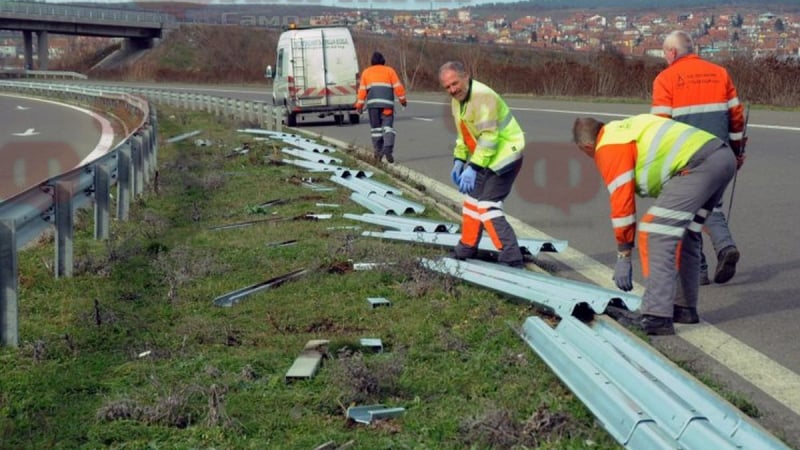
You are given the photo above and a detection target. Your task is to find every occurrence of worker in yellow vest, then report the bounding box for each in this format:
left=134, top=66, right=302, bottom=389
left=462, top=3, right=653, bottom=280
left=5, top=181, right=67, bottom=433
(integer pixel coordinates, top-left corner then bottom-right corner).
left=573, top=114, right=736, bottom=335
left=439, top=61, right=526, bottom=268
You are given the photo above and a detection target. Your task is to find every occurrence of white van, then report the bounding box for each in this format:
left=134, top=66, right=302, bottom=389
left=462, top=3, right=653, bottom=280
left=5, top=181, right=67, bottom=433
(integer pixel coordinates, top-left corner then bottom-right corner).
left=266, top=26, right=360, bottom=127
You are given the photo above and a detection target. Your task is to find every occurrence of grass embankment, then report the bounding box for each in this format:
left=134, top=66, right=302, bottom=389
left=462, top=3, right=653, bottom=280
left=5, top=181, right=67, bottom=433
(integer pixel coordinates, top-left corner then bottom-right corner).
left=0, top=107, right=621, bottom=448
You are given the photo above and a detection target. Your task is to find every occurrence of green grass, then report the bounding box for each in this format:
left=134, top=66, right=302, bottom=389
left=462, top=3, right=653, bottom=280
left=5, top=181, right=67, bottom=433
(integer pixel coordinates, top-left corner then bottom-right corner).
left=0, top=107, right=621, bottom=449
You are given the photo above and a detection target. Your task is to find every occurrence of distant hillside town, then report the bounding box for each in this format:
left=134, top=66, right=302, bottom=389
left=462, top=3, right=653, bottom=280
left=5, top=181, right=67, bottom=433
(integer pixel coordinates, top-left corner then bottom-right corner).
left=0, top=4, right=797, bottom=66
left=301, top=6, right=800, bottom=59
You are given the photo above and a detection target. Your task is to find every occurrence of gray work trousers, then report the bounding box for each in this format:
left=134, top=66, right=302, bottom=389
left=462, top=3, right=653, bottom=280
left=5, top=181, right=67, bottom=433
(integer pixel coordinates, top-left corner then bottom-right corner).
left=453, top=158, right=524, bottom=265
left=368, top=108, right=396, bottom=156
left=699, top=200, right=737, bottom=273
left=640, top=143, right=736, bottom=318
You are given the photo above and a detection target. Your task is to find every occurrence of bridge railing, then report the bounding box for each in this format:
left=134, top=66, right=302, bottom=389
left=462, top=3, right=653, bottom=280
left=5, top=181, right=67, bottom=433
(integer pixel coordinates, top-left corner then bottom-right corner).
left=0, top=1, right=176, bottom=25
left=0, top=80, right=157, bottom=347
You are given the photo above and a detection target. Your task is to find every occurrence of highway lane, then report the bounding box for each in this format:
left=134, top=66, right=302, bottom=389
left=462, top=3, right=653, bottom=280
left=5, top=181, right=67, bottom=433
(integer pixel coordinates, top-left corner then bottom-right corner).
left=0, top=94, right=113, bottom=200
left=41, top=81, right=800, bottom=445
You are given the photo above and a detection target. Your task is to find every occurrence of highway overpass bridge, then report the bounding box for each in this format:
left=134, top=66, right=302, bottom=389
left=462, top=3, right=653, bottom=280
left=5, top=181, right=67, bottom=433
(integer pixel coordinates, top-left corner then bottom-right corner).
left=0, top=1, right=175, bottom=70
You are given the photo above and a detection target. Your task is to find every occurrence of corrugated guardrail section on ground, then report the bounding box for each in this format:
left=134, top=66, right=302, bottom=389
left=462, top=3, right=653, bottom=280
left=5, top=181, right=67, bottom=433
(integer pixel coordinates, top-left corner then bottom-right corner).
left=421, top=257, right=791, bottom=450
left=0, top=81, right=157, bottom=347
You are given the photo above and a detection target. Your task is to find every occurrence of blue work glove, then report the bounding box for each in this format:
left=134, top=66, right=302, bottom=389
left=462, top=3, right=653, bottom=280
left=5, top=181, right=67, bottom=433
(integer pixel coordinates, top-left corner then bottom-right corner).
left=458, top=166, right=477, bottom=194
left=613, top=254, right=633, bottom=292
left=450, top=160, right=465, bottom=185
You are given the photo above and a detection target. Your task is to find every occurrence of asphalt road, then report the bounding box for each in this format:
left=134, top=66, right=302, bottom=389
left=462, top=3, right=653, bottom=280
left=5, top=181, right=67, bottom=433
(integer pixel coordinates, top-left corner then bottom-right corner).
left=15, top=82, right=800, bottom=446
left=0, top=94, right=112, bottom=200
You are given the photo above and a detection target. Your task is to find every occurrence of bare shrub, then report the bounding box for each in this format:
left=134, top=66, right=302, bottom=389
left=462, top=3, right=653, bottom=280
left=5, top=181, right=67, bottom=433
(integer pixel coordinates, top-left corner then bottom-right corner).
left=152, top=245, right=230, bottom=303
left=97, top=384, right=206, bottom=428
left=459, top=403, right=591, bottom=448
left=459, top=408, right=521, bottom=449
left=328, top=349, right=405, bottom=405
left=205, top=384, right=234, bottom=428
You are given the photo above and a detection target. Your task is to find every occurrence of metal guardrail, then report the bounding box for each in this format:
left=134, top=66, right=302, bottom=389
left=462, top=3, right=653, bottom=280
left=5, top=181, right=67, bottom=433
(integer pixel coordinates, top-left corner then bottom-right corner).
left=420, top=256, right=790, bottom=450
left=0, top=80, right=157, bottom=347
left=0, top=79, right=297, bottom=349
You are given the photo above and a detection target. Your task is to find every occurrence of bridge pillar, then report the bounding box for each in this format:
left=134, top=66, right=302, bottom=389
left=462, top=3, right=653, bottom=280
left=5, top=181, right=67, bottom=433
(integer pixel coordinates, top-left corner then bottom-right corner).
left=36, top=31, right=48, bottom=70
left=22, top=30, right=33, bottom=70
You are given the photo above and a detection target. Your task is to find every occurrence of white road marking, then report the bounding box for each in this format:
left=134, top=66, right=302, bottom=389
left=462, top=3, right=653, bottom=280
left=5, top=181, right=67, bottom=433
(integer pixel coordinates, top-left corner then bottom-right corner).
left=413, top=117, right=434, bottom=122
left=677, top=323, right=800, bottom=416
left=16, top=105, right=30, bottom=110
left=410, top=99, right=800, bottom=131
left=12, top=128, right=38, bottom=136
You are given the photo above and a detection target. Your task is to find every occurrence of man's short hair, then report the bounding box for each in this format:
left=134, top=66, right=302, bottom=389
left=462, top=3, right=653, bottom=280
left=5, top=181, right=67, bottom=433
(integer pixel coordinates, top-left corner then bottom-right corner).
left=439, top=61, right=468, bottom=78
left=572, top=117, right=604, bottom=147
left=371, top=51, right=385, bottom=65
left=663, top=30, right=694, bottom=57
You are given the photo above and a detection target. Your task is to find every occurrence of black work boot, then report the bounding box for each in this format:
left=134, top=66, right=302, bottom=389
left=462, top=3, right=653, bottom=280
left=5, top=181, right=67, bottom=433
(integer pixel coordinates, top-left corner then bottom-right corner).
left=699, top=269, right=711, bottom=286
left=673, top=306, right=700, bottom=324
left=385, top=153, right=394, bottom=163
left=714, top=246, right=740, bottom=284
left=618, top=314, right=675, bottom=336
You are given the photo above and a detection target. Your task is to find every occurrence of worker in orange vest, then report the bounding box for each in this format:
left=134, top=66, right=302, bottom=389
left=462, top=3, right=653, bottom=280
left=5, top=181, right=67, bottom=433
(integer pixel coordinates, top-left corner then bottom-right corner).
left=651, top=30, right=747, bottom=285
left=355, top=51, right=407, bottom=163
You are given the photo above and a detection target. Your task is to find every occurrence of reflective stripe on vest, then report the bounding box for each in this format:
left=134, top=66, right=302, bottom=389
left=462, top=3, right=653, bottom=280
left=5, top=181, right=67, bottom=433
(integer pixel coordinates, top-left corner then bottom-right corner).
left=597, top=114, right=716, bottom=197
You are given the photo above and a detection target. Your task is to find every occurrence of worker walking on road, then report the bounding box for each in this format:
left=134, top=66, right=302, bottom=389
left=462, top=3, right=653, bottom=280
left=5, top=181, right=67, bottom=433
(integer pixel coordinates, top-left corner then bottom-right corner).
left=440, top=61, right=526, bottom=268
left=651, top=30, right=747, bottom=285
left=355, top=51, right=407, bottom=163
left=573, top=114, right=736, bottom=335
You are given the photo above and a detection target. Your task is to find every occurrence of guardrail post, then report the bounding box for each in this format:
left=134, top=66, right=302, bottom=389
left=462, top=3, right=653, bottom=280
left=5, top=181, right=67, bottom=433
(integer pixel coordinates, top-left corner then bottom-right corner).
left=117, top=142, right=131, bottom=220
left=94, top=161, right=110, bottom=240
left=141, top=127, right=152, bottom=185
left=131, top=133, right=144, bottom=196
left=54, top=180, right=74, bottom=279
left=1, top=219, right=19, bottom=348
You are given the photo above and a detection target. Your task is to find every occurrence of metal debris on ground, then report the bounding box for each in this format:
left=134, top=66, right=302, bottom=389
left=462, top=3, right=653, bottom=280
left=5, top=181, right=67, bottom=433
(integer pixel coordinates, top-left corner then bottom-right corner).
left=282, top=148, right=342, bottom=164
left=194, top=138, right=213, bottom=147
left=349, top=192, right=425, bottom=215
left=226, top=142, right=251, bottom=157
left=208, top=217, right=285, bottom=231
left=367, top=297, right=391, bottom=308
left=326, top=226, right=361, bottom=230
left=265, top=239, right=298, bottom=248
left=315, top=203, right=341, bottom=208
left=281, top=159, right=373, bottom=178
left=312, top=440, right=355, bottom=450
left=166, top=129, right=202, bottom=143
left=343, top=213, right=458, bottom=233
left=364, top=231, right=567, bottom=257
left=213, top=268, right=309, bottom=307
left=295, top=213, right=333, bottom=220
left=346, top=404, right=406, bottom=424
left=285, top=339, right=329, bottom=382
left=360, top=338, right=383, bottom=352
left=352, top=262, right=394, bottom=271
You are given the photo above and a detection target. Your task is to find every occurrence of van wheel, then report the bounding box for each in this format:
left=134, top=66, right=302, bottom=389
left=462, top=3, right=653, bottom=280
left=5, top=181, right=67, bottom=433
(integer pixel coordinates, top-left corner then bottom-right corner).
left=287, top=112, right=297, bottom=127
left=333, top=114, right=344, bottom=126
left=348, top=113, right=360, bottom=124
